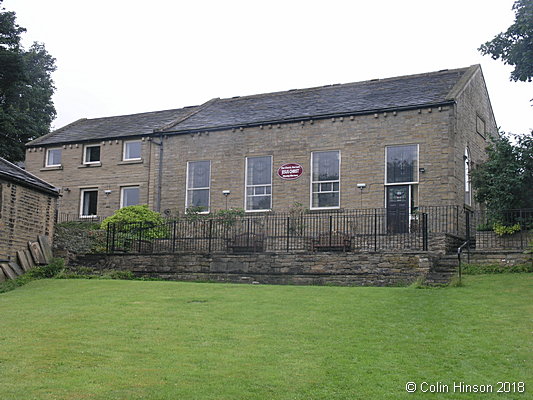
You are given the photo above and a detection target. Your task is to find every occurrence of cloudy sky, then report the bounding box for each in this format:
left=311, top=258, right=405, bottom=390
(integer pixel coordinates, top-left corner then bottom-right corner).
left=5, top=0, right=532, bottom=134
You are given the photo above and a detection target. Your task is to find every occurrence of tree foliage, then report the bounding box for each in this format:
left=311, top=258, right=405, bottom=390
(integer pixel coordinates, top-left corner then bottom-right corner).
left=478, top=0, right=533, bottom=82
left=0, top=0, right=56, bottom=162
left=471, top=132, right=533, bottom=213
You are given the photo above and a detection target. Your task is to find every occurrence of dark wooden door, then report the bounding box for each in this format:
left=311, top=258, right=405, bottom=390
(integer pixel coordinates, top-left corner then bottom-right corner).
left=387, top=185, right=409, bottom=234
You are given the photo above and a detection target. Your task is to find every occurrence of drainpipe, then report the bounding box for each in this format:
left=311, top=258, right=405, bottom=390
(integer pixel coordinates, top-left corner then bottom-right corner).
left=150, top=135, right=164, bottom=212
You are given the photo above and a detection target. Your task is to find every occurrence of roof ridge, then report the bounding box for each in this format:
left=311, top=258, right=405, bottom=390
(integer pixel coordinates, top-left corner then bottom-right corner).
left=156, top=98, right=219, bottom=132
left=215, top=66, right=472, bottom=103
left=81, top=106, right=200, bottom=122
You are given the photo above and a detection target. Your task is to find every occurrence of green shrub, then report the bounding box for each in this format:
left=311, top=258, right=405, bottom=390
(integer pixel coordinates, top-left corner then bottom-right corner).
left=185, top=207, right=245, bottom=225
left=28, top=258, right=65, bottom=278
left=0, top=258, right=66, bottom=294
left=212, top=208, right=245, bottom=226
left=101, top=205, right=165, bottom=229
left=101, top=205, right=168, bottom=239
left=492, top=222, right=521, bottom=236
left=56, top=221, right=101, bottom=230
left=54, top=223, right=106, bottom=254
left=476, top=222, right=493, bottom=231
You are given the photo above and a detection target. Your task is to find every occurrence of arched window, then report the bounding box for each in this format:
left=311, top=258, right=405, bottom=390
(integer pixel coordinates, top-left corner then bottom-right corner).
left=464, top=147, right=471, bottom=206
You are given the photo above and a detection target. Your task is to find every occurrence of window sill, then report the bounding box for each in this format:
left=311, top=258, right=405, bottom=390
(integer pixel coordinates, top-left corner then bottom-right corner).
left=78, top=163, right=102, bottom=168
left=118, top=159, right=143, bottom=165
left=308, top=207, right=342, bottom=213
left=40, top=165, right=63, bottom=171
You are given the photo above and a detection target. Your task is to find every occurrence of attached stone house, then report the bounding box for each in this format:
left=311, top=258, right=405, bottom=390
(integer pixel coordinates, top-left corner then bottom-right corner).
left=0, top=157, right=59, bottom=261
left=25, top=65, right=497, bottom=232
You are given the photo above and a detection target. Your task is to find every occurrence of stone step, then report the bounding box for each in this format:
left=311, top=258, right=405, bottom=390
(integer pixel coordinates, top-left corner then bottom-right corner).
left=432, top=267, right=457, bottom=273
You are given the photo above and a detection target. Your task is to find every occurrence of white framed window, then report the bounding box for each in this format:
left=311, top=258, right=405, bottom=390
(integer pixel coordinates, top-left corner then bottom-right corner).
left=385, top=144, right=419, bottom=185
left=45, top=148, right=62, bottom=167
left=83, top=144, right=101, bottom=164
left=186, top=161, right=211, bottom=212
left=311, top=150, right=340, bottom=209
left=245, top=156, right=272, bottom=212
left=123, top=140, right=142, bottom=161
left=464, top=147, right=472, bottom=206
left=121, top=186, right=140, bottom=208
left=80, top=189, right=98, bottom=217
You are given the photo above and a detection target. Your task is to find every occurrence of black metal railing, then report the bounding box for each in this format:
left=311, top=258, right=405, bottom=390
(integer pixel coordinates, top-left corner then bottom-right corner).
left=467, top=208, right=533, bottom=250
left=105, top=209, right=431, bottom=254
left=55, top=212, right=102, bottom=224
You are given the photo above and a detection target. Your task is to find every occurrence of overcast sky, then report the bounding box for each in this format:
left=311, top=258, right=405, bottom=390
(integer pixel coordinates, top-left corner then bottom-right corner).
left=5, top=0, right=532, bottom=135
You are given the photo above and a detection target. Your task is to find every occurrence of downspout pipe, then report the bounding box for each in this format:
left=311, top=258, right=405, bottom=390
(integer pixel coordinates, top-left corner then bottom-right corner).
left=150, top=135, right=164, bottom=212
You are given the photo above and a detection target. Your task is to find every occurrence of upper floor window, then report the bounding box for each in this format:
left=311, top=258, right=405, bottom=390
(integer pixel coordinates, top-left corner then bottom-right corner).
left=311, top=150, right=340, bottom=209
left=464, top=147, right=472, bottom=206
left=123, top=140, right=142, bottom=161
left=386, top=145, right=418, bottom=184
left=45, top=148, right=62, bottom=167
left=245, top=156, right=272, bottom=211
left=121, top=186, right=140, bottom=208
left=186, top=161, right=210, bottom=212
left=83, top=145, right=101, bottom=164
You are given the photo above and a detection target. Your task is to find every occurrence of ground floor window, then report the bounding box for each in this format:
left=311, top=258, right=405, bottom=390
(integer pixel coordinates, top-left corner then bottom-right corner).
left=121, top=186, right=140, bottom=208
left=311, top=150, right=340, bottom=209
left=245, top=156, right=272, bottom=211
left=186, top=161, right=211, bottom=212
left=80, top=189, right=98, bottom=217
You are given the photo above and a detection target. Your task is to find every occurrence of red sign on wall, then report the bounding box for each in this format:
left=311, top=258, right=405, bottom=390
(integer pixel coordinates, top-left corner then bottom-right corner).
left=277, top=163, right=303, bottom=180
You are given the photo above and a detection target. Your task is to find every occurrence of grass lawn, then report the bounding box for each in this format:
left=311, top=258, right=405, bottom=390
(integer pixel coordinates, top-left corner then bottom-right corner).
left=0, top=275, right=531, bottom=399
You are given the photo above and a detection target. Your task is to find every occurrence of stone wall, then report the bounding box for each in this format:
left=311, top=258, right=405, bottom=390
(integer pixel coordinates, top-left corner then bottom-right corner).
left=428, top=233, right=464, bottom=254
left=466, top=251, right=529, bottom=266
left=26, top=105, right=459, bottom=217
left=0, top=178, right=57, bottom=260
left=159, top=107, right=455, bottom=214
left=452, top=67, right=498, bottom=212
left=71, top=251, right=435, bottom=286
left=25, top=138, right=152, bottom=218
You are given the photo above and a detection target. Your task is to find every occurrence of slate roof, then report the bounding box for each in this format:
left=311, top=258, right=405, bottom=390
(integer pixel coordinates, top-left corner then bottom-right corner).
left=28, top=106, right=201, bottom=146
left=164, top=66, right=472, bottom=133
left=0, top=157, right=60, bottom=196
left=27, top=65, right=477, bottom=146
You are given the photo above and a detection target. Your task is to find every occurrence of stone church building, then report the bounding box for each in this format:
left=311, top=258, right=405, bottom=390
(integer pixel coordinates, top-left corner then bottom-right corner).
left=25, top=64, right=497, bottom=233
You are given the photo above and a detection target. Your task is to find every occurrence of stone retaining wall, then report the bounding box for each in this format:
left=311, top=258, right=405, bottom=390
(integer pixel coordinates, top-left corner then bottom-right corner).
left=71, top=251, right=435, bottom=286
left=467, top=250, right=529, bottom=266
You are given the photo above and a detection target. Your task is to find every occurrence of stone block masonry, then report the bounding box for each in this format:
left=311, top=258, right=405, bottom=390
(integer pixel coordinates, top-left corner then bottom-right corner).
left=0, top=178, right=57, bottom=260
left=71, top=251, right=436, bottom=286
